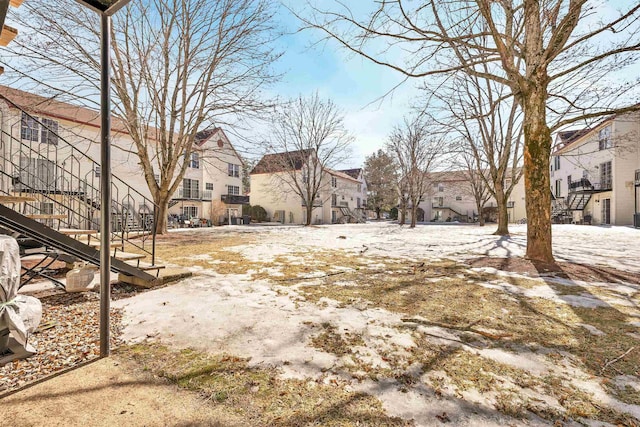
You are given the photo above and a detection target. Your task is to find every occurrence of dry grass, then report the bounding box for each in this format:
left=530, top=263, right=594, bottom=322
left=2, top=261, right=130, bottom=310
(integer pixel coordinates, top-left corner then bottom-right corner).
left=120, top=344, right=411, bottom=427
left=143, top=232, right=640, bottom=422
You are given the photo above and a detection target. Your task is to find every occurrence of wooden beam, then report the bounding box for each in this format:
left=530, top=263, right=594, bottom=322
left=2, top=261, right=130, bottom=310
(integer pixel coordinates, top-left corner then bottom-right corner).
left=0, top=24, right=17, bottom=46
left=9, top=0, right=23, bottom=7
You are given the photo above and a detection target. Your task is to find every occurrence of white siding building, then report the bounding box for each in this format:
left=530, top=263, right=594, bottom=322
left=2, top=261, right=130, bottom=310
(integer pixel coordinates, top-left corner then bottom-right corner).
left=551, top=112, right=640, bottom=226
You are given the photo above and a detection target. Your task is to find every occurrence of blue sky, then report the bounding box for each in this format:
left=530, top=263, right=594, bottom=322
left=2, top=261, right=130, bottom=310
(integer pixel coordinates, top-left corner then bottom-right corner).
left=259, top=3, right=417, bottom=168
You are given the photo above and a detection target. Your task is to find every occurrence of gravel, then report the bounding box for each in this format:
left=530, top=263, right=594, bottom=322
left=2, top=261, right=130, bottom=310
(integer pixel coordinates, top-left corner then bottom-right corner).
left=0, top=284, right=143, bottom=394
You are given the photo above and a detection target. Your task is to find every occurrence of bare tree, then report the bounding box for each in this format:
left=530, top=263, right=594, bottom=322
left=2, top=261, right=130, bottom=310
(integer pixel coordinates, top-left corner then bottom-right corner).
left=297, top=1, right=640, bottom=262
left=387, top=115, right=441, bottom=228
left=4, top=0, right=280, bottom=233
left=433, top=71, right=524, bottom=235
left=453, top=148, right=492, bottom=227
left=260, top=93, right=353, bottom=226
left=363, top=149, right=397, bottom=219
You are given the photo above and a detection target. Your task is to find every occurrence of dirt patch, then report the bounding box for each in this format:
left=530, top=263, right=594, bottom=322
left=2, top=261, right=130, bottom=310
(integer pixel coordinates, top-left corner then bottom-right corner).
left=468, top=256, right=640, bottom=285
left=121, top=344, right=412, bottom=427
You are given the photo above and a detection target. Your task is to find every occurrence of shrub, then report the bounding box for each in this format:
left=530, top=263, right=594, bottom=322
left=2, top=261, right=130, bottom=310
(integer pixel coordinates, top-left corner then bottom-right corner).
left=250, top=205, right=268, bottom=222
left=390, top=207, right=398, bottom=220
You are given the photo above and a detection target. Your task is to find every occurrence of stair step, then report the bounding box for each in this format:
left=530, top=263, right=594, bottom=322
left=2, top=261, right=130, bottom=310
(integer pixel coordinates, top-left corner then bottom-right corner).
left=0, top=195, right=36, bottom=204
left=26, top=214, right=67, bottom=220
left=58, top=229, right=98, bottom=236
left=126, top=262, right=165, bottom=271
left=88, top=241, right=124, bottom=249
left=114, top=252, right=146, bottom=261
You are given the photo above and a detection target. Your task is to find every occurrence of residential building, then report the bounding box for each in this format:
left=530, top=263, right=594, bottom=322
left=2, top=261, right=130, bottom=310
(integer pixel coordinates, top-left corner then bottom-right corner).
left=249, top=150, right=366, bottom=224
left=169, top=128, right=248, bottom=224
left=0, top=85, right=246, bottom=227
left=414, top=170, right=526, bottom=223
left=550, top=111, right=640, bottom=226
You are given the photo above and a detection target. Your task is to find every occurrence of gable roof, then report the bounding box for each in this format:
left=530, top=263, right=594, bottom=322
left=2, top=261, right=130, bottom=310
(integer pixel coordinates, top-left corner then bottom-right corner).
left=328, top=168, right=360, bottom=183
left=193, top=126, right=245, bottom=166
left=339, top=168, right=362, bottom=180
left=0, top=85, right=133, bottom=135
left=251, top=149, right=314, bottom=174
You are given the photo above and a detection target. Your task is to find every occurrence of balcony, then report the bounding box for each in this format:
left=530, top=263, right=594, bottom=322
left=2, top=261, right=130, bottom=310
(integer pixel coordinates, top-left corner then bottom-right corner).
left=176, top=187, right=201, bottom=199
left=221, top=194, right=250, bottom=205
left=302, top=198, right=323, bottom=207
left=432, top=202, right=444, bottom=208
left=569, top=178, right=611, bottom=192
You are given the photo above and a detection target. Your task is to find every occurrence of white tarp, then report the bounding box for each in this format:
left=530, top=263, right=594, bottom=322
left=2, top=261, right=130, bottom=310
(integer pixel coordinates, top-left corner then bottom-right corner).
left=0, top=235, right=42, bottom=354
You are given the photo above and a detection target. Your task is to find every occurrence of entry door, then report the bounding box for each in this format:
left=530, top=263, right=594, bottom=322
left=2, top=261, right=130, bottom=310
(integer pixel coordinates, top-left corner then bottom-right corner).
left=601, top=198, right=611, bottom=224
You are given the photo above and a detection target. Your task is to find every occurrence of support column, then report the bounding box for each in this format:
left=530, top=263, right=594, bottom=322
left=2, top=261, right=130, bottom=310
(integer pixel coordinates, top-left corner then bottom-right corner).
left=99, top=13, right=112, bottom=357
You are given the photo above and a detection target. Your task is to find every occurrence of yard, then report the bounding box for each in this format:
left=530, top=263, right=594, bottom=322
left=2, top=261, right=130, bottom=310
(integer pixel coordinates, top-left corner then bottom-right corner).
left=5, top=222, right=640, bottom=426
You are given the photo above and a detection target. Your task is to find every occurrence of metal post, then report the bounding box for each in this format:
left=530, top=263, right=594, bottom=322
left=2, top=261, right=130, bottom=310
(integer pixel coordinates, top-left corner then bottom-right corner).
left=99, top=13, right=112, bottom=358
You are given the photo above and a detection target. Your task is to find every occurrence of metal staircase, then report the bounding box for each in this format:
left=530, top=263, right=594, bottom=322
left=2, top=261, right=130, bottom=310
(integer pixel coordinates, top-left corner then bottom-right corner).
left=0, top=95, right=162, bottom=287
left=567, top=193, right=591, bottom=211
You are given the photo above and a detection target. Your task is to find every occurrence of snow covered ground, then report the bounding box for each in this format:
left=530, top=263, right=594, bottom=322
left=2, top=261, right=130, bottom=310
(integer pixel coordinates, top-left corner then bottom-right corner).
left=114, top=222, right=640, bottom=426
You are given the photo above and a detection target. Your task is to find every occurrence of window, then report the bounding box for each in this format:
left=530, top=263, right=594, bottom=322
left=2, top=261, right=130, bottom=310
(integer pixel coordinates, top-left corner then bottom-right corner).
left=154, top=173, right=160, bottom=184
left=600, top=161, right=612, bottom=189
left=40, top=202, right=54, bottom=215
left=434, top=197, right=443, bottom=207
left=331, top=194, right=337, bottom=206
left=205, top=182, right=214, bottom=191
left=455, top=195, right=462, bottom=201
left=553, top=156, right=560, bottom=170
left=95, top=165, right=101, bottom=178
left=189, top=152, right=200, bottom=169
left=357, top=183, right=362, bottom=192
left=19, top=157, right=56, bottom=191
left=438, top=183, right=444, bottom=192
left=41, top=118, right=59, bottom=145
left=357, top=197, right=361, bottom=208
left=331, top=176, right=337, bottom=188
left=21, top=112, right=39, bottom=142
left=599, top=125, right=612, bottom=150
left=228, top=163, right=240, bottom=177
left=567, top=175, right=571, bottom=192
left=20, top=113, right=59, bottom=145
left=182, top=178, right=200, bottom=199
left=181, top=206, right=198, bottom=218
left=555, top=179, right=562, bottom=198
left=228, top=185, right=240, bottom=195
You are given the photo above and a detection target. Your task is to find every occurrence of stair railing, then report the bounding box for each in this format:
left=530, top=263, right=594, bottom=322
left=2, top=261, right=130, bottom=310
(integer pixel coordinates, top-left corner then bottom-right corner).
left=0, top=95, right=157, bottom=259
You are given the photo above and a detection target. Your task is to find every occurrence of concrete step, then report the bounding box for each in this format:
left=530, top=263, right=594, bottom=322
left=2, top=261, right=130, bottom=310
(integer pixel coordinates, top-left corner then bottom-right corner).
left=113, top=252, right=146, bottom=261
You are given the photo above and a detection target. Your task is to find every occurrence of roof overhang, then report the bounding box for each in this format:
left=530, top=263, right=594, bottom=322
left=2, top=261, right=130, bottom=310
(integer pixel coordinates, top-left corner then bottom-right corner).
left=73, top=0, right=131, bottom=16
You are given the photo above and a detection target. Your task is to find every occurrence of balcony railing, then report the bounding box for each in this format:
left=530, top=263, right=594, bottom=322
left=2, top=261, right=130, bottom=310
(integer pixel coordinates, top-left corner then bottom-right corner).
left=432, top=202, right=444, bottom=208
left=302, top=198, right=323, bottom=207
left=221, top=194, right=250, bottom=205
left=569, top=178, right=612, bottom=192
left=176, top=187, right=201, bottom=199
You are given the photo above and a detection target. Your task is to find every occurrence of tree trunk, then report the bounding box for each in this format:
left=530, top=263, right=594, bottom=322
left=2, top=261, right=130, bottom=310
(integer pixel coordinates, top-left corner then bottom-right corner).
left=154, top=194, right=170, bottom=235
left=494, top=187, right=509, bottom=236
left=477, top=202, right=485, bottom=226
left=399, top=204, right=406, bottom=225
left=376, top=207, right=381, bottom=219
left=410, top=205, right=417, bottom=228
left=305, top=204, right=313, bottom=226
left=522, top=84, right=554, bottom=263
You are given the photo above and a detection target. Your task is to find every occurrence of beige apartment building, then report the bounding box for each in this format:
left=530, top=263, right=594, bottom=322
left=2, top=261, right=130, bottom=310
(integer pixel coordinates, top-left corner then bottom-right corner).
left=249, top=150, right=367, bottom=225
left=0, top=85, right=246, bottom=227
left=550, top=111, right=640, bottom=226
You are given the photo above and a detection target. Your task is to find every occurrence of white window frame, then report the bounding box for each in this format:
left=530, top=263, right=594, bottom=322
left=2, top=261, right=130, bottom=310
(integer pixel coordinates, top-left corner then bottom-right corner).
left=228, top=163, right=240, bottom=177
left=598, top=125, right=612, bottom=150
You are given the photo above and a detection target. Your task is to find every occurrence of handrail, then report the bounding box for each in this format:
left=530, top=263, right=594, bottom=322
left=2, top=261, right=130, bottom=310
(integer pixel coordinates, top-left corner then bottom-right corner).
left=0, top=96, right=157, bottom=258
